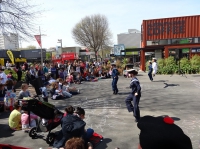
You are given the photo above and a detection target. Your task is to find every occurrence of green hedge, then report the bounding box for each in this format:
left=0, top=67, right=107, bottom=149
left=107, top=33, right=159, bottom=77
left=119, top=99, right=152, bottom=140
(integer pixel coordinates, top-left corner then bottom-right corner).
left=146, top=55, right=200, bottom=74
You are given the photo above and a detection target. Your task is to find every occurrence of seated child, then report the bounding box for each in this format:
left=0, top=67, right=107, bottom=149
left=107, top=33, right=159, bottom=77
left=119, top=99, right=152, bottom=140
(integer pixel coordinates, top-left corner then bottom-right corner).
left=63, top=105, right=75, bottom=117
left=86, top=73, right=98, bottom=82
left=18, top=84, right=31, bottom=99
left=21, top=107, right=38, bottom=130
left=8, top=101, right=22, bottom=130
left=4, top=80, right=16, bottom=111
left=66, top=73, right=74, bottom=85
left=40, top=82, right=50, bottom=102
left=58, top=78, right=72, bottom=98
left=75, top=73, right=82, bottom=84
left=64, top=81, right=80, bottom=95
left=0, top=84, right=6, bottom=112
left=50, top=82, right=64, bottom=100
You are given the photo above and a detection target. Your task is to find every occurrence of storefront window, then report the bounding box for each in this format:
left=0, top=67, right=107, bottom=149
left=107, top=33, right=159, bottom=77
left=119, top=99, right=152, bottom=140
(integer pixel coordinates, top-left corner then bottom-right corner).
left=147, top=37, right=200, bottom=46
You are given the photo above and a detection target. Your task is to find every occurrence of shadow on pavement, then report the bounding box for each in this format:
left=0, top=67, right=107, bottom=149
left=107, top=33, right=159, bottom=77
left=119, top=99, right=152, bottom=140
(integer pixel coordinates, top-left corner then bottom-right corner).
left=95, top=138, right=112, bottom=149
left=0, top=124, right=15, bottom=138
left=163, top=83, right=180, bottom=88
left=191, top=75, right=200, bottom=77
left=153, top=80, right=168, bottom=82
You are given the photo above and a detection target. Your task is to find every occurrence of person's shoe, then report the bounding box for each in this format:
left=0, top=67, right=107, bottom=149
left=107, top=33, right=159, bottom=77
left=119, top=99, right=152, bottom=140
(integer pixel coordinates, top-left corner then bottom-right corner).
left=113, top=91, right=116, bottom=94
left=135, top=119, right=138, bottom=123
left=116, top=91, right=118, bottom=94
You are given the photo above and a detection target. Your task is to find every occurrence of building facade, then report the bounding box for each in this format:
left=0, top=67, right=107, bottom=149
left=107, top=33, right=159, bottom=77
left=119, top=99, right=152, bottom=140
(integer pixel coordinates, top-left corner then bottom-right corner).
left=0, top=33, right=19, bottom=50
left=117, top=29, right=141, bottom=48
left=140, top=15, right=200, bottom=71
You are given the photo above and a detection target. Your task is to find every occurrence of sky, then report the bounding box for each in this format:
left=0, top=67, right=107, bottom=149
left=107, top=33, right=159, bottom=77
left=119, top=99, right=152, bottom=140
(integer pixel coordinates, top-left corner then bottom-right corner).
left=22, top=0, right=200, bottom=49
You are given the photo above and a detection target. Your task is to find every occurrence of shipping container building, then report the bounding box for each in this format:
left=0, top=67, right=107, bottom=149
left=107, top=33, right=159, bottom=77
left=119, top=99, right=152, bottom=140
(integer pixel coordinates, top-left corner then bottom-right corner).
left=139, top=15, right=200, bottom=71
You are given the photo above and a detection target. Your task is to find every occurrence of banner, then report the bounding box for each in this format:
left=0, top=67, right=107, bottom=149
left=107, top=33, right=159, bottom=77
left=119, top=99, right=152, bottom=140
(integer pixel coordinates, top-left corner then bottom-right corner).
left=114, top=44, right=125, bottom=56
left=7, top=50, right=15, bottom=64
left=34, top=35, right=42, bottom=47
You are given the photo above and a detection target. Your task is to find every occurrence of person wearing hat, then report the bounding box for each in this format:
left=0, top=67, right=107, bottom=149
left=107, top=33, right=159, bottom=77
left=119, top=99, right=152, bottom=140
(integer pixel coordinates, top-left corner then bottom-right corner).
left=137, top=116, right=192, bottom=149
left=148, top=61, right=153, bottom=81
left=111, top=63, right=119, bottom=94
left=125, top=69, right=141, bottom=122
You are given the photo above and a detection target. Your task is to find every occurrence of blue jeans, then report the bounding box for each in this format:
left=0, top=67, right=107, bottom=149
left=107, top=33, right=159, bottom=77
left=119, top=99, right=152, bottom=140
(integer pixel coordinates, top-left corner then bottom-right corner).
left=112, top=78, right=118, bottom=92
left=148, top=71, right=153, bottom=81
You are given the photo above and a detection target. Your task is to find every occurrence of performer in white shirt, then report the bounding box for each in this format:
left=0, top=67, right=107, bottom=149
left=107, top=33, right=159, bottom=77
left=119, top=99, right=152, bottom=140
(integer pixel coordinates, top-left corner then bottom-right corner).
left=152, top=58, right=158, bottom=77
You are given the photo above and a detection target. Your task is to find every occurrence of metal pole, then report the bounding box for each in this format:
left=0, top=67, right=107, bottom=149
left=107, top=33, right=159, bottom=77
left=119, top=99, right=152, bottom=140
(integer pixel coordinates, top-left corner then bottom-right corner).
left=61, top=39, right=62, bottom=53
left=39, top=26, right=43, bottom=65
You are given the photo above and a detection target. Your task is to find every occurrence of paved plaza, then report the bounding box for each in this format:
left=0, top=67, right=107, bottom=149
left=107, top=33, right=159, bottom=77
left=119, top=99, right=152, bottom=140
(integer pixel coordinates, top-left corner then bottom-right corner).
left=0, top=72, right=200, bottom=149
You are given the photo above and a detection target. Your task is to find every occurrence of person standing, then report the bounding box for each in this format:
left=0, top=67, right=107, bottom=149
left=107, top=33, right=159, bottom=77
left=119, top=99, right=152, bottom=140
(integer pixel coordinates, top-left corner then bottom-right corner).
left=0, top=68, right=7, bottom=85
left=111, top=64, right=119, bottom=94
left=148, top=61, right=153, bottom=81
left=125, top=69, right=141, bottom=122
left=152, top=58, right=158, bottom=77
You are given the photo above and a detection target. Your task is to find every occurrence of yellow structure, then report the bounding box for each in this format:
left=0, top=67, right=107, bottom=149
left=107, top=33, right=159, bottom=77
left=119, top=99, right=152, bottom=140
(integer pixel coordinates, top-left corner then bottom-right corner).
left=6, top=50, right=15, bottom=64
left=0, top=58, right=4, bottom=66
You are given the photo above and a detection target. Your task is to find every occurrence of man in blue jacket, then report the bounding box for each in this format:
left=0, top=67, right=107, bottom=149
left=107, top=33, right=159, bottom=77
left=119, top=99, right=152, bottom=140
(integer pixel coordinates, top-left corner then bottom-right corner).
left=111, top=63, right=119, bottom=94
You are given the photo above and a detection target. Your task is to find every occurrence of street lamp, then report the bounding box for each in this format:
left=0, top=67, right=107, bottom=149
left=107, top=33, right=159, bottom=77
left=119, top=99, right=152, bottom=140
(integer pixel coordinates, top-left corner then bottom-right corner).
left=58, top=39, right=62, bottom=54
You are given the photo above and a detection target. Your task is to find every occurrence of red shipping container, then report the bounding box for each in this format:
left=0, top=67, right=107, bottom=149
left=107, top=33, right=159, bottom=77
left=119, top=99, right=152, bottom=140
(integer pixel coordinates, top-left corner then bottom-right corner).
left=142, top=15, right=200, bottom=41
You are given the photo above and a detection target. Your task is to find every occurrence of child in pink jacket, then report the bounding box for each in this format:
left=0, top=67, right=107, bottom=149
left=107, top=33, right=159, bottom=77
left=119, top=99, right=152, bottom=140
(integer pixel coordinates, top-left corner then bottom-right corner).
left=21, top=107, right=38, bottom=130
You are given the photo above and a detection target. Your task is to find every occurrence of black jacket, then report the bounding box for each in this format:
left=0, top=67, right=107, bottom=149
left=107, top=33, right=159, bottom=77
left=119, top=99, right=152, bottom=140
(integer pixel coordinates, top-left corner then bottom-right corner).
left=53, top=114, right=86, bottom=148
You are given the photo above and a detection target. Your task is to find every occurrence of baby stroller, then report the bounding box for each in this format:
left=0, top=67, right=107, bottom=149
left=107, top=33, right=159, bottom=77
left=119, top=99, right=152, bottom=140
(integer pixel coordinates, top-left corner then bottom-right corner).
left=19, top=98, right=63, bottom=145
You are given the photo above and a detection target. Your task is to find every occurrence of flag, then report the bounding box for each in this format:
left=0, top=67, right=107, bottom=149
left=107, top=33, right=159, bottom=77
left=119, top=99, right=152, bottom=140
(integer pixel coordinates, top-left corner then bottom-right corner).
left=34, top=35, right=42, bottom=47
left=7, top=50, right=15, bottom=64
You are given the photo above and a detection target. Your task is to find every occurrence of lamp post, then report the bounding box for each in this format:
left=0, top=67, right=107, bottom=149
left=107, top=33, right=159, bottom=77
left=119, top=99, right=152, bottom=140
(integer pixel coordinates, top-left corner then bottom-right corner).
left=58, top=39, right=62, bottom=54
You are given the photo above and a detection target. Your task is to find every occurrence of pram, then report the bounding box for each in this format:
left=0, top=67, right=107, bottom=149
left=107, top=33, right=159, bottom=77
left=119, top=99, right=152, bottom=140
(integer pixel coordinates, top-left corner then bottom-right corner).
left=19, top=98, right=63, bottom=145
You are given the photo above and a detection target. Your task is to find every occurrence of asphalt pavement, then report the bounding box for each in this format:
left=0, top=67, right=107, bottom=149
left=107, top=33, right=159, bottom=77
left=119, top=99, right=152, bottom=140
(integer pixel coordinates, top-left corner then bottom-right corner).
left=0, top=72, right=200, bottom=149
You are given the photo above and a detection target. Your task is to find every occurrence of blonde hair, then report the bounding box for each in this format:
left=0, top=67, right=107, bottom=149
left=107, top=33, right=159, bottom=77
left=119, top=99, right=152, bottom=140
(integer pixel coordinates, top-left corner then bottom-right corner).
left=21, top=84, right=28, bottom=89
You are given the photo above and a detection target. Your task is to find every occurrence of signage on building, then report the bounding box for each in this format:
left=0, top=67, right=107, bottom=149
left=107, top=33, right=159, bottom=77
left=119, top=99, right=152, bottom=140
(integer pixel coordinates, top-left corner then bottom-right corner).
left=114, top=44, right=125, bottom=56
left=147, top=20, right=185, bottom=36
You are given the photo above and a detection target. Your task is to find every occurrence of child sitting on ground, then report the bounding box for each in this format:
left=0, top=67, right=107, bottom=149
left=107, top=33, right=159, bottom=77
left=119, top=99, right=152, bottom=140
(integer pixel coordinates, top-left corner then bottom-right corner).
left=40, top=82, right=50, bottom=102
left=21, top=107, right=38, bottom=130
left=64, top=81, right=80, bottom=95
left=58, top=78, right=72, bottom=98
left=63, top=105, right=75, bottom=117
left=50, top=82, right=64, bottom=100
left=66, top=73, right=74, bottom=85
left=18, top=84, right=31, bottom=99
left=8, top=101, right=22, bottom=130
left=4, top=80, right=16, bottom=111
left=86, top=73, right=98, bottom=82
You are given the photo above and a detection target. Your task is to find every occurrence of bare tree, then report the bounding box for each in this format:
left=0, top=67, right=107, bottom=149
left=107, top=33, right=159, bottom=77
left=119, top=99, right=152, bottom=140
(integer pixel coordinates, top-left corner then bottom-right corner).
left=0, top=0, right=42, bottom=40
left=72, top=14, right=112, bottom=61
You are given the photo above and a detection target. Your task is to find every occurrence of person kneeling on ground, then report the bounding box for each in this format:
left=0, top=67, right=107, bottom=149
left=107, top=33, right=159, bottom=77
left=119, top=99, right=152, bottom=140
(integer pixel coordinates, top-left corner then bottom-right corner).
left=8, top=101, right=22, bottom=130
left=137, top=116, right=192, bottom=149
left=53, top=107, right=93, bottom=149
